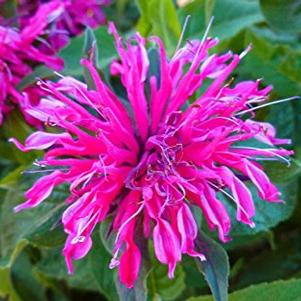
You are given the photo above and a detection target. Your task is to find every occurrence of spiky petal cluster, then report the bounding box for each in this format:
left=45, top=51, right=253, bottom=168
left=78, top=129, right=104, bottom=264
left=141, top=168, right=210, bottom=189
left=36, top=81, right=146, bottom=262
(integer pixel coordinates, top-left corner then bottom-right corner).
left=17, top=0, right=110, bottom=50
left=10, top=23, right=292, bottom=288
left=0, top=2, right=63, bottom=125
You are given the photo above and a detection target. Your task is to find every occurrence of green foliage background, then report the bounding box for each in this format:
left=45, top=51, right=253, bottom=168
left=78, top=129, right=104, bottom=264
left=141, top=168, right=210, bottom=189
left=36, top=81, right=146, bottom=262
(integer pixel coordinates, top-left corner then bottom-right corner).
left=1, top=0, right=301, bottom=300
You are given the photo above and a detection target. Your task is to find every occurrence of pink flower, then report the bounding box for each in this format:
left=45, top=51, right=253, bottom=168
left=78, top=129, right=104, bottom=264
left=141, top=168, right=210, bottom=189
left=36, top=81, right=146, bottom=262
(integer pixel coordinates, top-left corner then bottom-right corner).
left=0, top=5, right=63, bottom=125
left=10, top=23, right=293, bottom=288
left=17, top=0, right=110, bottom=50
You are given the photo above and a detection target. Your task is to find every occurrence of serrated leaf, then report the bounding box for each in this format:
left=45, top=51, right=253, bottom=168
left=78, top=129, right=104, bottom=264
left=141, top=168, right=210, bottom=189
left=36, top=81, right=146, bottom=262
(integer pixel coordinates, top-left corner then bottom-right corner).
left=188, top=278, right=301, bottom=301
left=195, top=231, right=229, bottom=301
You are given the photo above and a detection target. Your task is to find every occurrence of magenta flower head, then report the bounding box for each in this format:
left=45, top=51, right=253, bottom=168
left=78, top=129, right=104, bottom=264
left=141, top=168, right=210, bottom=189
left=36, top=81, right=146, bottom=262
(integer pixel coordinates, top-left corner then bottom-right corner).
left=17, top=0, right=110, bottom=50
left=10, top=23, right=293, bottom=288
left=0, top=4, right=63, bottom=125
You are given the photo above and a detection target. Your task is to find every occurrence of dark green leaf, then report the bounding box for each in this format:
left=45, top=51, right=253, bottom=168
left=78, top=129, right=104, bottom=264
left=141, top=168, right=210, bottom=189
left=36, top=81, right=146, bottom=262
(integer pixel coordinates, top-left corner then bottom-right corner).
left=146, top=261, right=186, bottom=301
left=260, top=0, right=301, bottom=33
left=263, top=159, right=301, bottom=183
left=0, top=0, right=17, bottom=21
left=36, top=247, right=99, bottom=292
left=0, top=185, right=67, bottom=257
left=195, top=231, right=229, bottom=301
left=0, top=239, right=28, bottom=301
left=83, top=27, right=99, bottom=89
left=188, top=278, right=301, bottom=301
left=17, top=66, right=55, bottom=91
left=231, top=231, right=301, bottom=289
left=2, top=111, right=41, bottom=164
left=221, top=181, right=298, bottom=237
left=12, top=251, right=47, bottom=301
left=239, top=29, right=301, bottom=97
left=116, top=273, right=148, bottom=301
left=89, top=238, right=119, bottom=301
left=59, top=26, right=116, bottom=77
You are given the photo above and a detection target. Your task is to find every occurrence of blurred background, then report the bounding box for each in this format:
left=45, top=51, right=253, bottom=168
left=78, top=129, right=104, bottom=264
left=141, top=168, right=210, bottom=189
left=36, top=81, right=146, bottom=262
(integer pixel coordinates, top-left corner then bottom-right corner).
left=0, top=0, right=301, bottom=300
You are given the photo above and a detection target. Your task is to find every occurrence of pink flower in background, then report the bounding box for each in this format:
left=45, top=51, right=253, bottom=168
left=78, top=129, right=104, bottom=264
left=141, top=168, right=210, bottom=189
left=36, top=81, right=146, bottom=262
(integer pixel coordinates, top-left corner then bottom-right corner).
left=0, top=6, right=63, bottom=125
left=17, top=0, right=110, bottom=50
left=0, top=0, right=109, bottom=125
left=10, top=23, right=292, bottom=288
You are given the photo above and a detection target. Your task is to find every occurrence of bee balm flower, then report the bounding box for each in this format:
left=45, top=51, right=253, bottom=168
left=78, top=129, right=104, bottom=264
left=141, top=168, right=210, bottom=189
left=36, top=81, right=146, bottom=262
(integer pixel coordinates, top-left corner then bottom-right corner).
left=10, top=23, right=293, bottom=288
left=0, top=2, right=63, bottom=125
left=17, top=0, right=110, bottom=51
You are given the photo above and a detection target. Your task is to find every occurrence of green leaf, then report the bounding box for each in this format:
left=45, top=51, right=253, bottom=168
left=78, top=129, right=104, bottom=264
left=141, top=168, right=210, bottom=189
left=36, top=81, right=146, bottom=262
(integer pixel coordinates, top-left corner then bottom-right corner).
left=135, top=0, right=152, bottom=36
left=89, top=238, right=119, bottom=301
left=100, top=219, right=151, bottom=301
left=211, top=0, right=263, bottom=40
left=116, top=273, right=148, bottom=301
left=0, top=166, right=26, bottom=189
left=83, top=27, right=99, bottom=66
left=11, top=251, right=48, bottom=301
left=0, top=239, right=28, bottom=301
left=1, top=0, right=17, bottom=20
left=230, top=231, right=301, bottom=289
left=229, top=28, right=301, bottom=147
left=0, top=185, right=67, bottom=257
left=146, top=262, right=186, bottom=301
left=17, top=66, right=55, bottom=91
left=238, top=29, right=301, bottom=97
left=263, top=158, right=301, bottom=183
left=83, top=27, right=99, bottom=89
left=177, top=0, right=208, bottom=39
left=260, top=0, right=301, bottom=33
left=2, top=111, right=40, bottom=164
left=178, top=0, right=263, bottom=41
left=36, top=247, right=99, bottom=292
left=188, top=278, right=301, bottom=301
left=221, top=180, right=298, bottom=237
left=59, top=26, right=116, bottom=77
left=148, top=0, right=181, bottom=52
left=136, top=0, right=181, bottom=53
left=195, top=231, right=229, bottom=301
